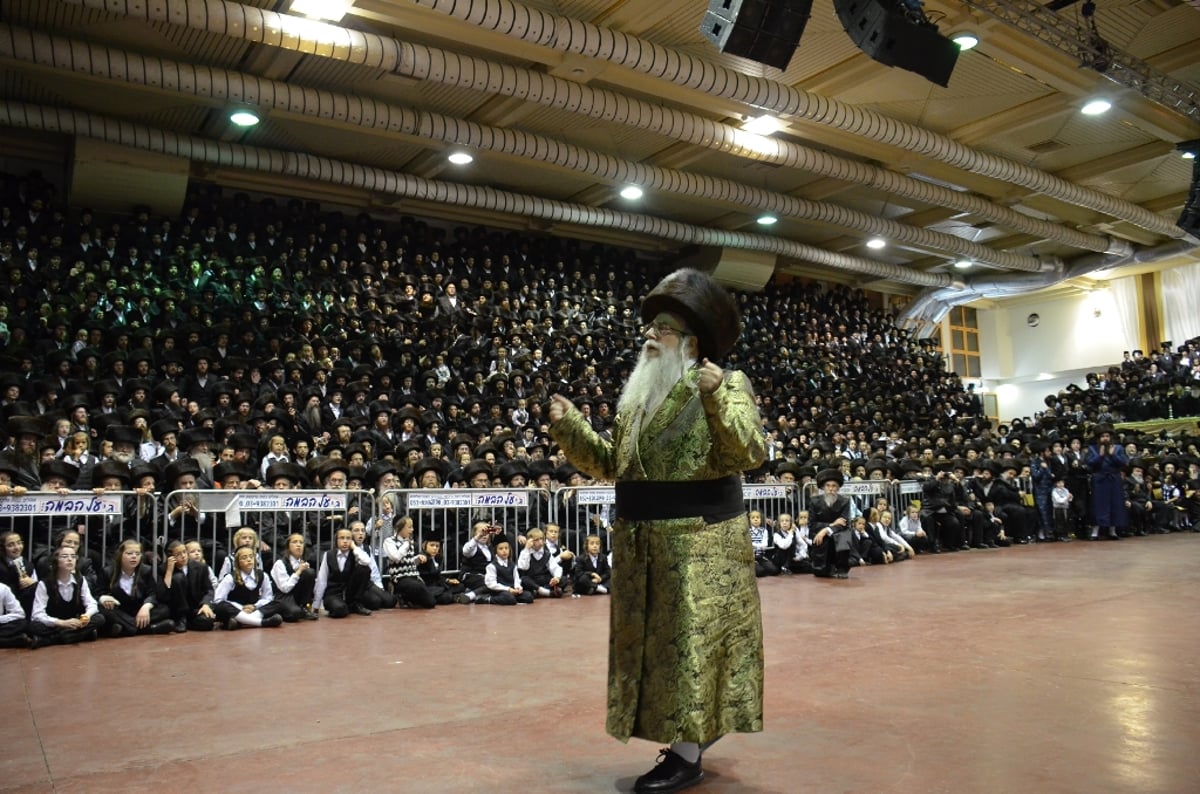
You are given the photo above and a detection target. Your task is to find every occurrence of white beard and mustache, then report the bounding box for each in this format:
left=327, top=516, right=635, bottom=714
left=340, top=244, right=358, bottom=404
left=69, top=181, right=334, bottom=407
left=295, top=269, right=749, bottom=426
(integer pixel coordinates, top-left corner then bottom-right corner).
left=617, top=339, right=696, bottom=422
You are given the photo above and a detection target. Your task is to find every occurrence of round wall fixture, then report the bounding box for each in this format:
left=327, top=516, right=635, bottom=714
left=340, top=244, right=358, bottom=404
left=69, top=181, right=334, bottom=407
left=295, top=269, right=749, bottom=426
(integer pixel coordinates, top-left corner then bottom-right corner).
left=1027, top=313, right=1040, bottom=327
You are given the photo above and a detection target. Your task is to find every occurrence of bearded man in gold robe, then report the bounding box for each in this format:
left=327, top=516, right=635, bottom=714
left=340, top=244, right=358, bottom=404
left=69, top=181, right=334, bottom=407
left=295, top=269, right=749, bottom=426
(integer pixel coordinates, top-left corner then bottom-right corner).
left=549, top=268, right=766, bottom=794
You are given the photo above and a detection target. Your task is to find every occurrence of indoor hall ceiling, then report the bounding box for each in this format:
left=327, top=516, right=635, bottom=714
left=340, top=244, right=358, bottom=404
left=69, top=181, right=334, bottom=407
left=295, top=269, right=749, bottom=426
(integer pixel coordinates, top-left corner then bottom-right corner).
left=0, top=0, right=1198, bottom=304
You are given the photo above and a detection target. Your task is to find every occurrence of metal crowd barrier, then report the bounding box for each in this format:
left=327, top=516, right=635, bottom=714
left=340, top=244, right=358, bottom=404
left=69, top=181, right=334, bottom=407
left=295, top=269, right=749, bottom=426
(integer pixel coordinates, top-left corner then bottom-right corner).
left=798, top=479, right=927, bottom=520
left=380, top=487, right=551, bottom=573
left=554, top=483, right=803, bottom=550
left=0, top=489, right=160, bottom=576
left=379, top=483, right=803, bottom=572
left=161, top=488, right=375, bottom=577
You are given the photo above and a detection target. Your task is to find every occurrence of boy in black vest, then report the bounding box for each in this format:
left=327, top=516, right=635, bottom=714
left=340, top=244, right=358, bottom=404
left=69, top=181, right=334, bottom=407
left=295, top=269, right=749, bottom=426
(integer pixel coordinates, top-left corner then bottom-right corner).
left=517, top=528, right=565, bottom=598
left=417, top=539, right=464, bottom=605
left=573, top=534, right=612, bottom=596
left=479, top=534, right=533, bottom=605
left=313, top=528, right=374, bottom=617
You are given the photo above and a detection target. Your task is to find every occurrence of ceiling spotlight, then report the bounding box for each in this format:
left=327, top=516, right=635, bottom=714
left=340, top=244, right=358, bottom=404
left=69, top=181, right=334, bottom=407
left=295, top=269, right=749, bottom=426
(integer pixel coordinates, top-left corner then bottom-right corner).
left=1080, top=98, right=1112, bottom=116
left=1184, top=151, right=1197, bottom=160
left=757, top=214, right=778, bottom=226
left=290, top=0, right=354, bottom=22
left=229, top=109, right=260, bottom=127
left=952, top=32, right=980, bottom=51
left=866, top=237, right=886, bottom=250
left=742, top=115, right=784, bottom=136
left=954, top=259, right=973, bottom=269
left=447, top=152, right=474, bottom=165
left=619, top=185, right=644, bottom=200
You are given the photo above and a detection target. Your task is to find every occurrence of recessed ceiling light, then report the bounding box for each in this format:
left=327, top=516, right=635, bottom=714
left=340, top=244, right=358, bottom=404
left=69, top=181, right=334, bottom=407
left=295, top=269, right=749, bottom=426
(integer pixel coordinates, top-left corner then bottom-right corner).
left=952, top=32, right=979, bottom=51
left=447, top=152, right=474, bottom=165
left=619, top=185, right=644, bottom=200
left=229, top=109, right=260, bottom=127
left=1081, top=99, right=1112, bottom=116
left=866, top=237, right=886, bottom=250
left=757, top=214, right=778, bottom=226
left=742, top=115, right=784, bottom=136
left=954, top=259, right=973, bottom=269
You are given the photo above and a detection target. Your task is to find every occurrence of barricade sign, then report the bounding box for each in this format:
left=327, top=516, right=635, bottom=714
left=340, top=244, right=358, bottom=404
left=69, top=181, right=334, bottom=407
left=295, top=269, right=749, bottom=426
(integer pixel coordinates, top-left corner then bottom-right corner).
left=163, top=488, right=374, bottom=580
left=1, top=490, right=160, bottom=580
left=406, top=490, right=530, bottom=509
left=0, top=494, right=123, bottom=515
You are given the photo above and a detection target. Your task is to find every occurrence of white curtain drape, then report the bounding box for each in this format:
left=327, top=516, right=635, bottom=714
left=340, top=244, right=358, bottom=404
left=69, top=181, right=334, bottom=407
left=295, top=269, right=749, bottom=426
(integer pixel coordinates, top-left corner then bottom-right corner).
left=1108, top=275, right=1140, bottom=351
left=1161, top=261, right=1200, bottom=349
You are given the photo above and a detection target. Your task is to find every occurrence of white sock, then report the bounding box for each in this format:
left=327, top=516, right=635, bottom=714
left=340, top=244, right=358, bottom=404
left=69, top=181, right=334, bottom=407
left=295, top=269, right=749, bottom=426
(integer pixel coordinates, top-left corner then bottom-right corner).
left=466, top=591, right=476, bottom=601
left=236, top=611, right=263, bottom=627
left=596, top=585, right=608, bottom=594
left=670, top=742, right=700, bottom=763
left=537, top=586, right=550, bottom=596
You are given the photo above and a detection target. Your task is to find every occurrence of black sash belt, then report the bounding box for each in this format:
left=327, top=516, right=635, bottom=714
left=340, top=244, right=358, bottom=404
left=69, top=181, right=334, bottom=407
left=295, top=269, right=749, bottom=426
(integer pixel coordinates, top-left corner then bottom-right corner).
left=615, top=475, right=744, bottom=522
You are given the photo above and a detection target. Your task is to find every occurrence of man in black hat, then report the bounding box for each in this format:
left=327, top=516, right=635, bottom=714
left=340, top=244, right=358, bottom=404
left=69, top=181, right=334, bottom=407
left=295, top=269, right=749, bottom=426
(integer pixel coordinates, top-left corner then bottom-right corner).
left=549, top=268, right=765, bottom=793
left=807, top=468, right=856, bottom=578
left=1, top=416, right=43, bottom=490
left=922, top=462, right=972, bottom=552
left=1086, top=424, right=1128, bottom=540
left=1122, top=458, right=1158, bottom=536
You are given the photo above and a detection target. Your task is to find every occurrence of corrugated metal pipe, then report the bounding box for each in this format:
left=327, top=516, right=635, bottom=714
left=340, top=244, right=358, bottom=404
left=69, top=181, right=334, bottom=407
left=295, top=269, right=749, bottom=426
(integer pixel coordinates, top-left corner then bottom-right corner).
left=0, top=24, right=1050, bottom=272
left=406, top=0, right=1185, bottom=240
left=0, top=102, right=957, bottom=288
left=898, top=239, right=1199, bottom=330
left=53, top=0, right=1132, bottom=258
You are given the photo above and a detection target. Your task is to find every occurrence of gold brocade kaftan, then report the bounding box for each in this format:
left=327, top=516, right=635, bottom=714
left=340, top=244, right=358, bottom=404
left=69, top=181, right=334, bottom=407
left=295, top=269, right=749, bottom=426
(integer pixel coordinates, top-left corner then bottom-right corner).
left=549, top=368, right=767, bottom=744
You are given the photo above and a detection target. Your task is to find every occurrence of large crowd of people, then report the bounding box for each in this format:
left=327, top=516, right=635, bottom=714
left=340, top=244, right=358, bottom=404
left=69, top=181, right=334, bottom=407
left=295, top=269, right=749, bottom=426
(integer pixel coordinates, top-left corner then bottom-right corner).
left=1, top=170, right=1198, bottom=649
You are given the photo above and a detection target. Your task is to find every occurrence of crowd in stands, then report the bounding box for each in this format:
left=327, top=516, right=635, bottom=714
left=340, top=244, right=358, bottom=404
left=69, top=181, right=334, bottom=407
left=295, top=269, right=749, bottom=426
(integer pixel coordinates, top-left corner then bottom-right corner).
left=1, top=169, right=1198, bottom=648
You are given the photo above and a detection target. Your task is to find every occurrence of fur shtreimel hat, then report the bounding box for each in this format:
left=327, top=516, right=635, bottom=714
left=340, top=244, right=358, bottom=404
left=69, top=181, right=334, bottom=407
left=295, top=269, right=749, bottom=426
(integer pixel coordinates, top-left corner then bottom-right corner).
left=816, top=468, right=844, bottom=488
left=640, top=268, right=741, bottom=361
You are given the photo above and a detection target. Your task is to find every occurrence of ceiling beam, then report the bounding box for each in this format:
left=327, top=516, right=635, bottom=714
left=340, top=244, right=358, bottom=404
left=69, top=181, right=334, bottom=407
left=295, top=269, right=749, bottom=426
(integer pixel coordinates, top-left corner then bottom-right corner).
left=950, top=93, right=1075, bottom=147
left=1054, top=141, right=1175, bottom=183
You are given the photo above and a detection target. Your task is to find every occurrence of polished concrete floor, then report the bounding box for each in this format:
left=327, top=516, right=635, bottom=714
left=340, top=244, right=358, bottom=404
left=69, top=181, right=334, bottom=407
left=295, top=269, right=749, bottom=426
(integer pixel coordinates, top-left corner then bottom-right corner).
left=3, top=534, right=1198, bottom=793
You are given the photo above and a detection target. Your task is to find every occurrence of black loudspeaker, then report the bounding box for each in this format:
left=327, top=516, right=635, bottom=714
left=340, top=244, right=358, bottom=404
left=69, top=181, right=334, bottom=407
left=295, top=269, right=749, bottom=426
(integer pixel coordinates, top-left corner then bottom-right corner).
left=699, top=0, right=814, bottom=71
left=833, top=0, right=960, bottom=87
left=1177, top=156, right=1200, bottom=237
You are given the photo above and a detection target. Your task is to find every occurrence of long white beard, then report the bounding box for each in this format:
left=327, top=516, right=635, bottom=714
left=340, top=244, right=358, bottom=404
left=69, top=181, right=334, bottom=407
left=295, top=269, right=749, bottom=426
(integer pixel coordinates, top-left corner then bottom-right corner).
left=618, top=340, right=695, bottom=421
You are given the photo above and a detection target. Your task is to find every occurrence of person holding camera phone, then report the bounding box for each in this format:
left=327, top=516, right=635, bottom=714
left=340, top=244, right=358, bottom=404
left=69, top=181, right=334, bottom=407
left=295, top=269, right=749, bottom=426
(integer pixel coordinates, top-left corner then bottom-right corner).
left=454, top=520, right=501, bottom=603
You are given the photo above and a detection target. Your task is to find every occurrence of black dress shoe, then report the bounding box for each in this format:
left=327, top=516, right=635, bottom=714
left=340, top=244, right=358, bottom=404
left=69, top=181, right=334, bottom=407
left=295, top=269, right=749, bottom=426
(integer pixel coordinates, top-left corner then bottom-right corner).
left=352, top=604, right=373, bottom=616
left=173, top=619, right=188, bottom=634
left=150, top=619, right=175, bottom=635
left=634, top=749, right=704, bottom=793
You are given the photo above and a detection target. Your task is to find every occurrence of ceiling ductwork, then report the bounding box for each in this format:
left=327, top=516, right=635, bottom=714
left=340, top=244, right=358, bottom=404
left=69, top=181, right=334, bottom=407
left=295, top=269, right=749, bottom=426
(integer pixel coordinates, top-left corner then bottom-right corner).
left=50, top=0, right=1143, bottom=260
left=406, top=0, right=1186, bottom=239
left=0, top=101, right=961, bottom=288
left=0, top=24, right=1054, bottom=272
left=899, top=239, right=1200, bottom=332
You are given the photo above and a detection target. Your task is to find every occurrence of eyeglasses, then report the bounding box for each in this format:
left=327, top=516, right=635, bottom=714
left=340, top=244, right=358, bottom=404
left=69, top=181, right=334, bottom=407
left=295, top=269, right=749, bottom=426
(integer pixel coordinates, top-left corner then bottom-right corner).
left=641, top=322, right=687, bottom=338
